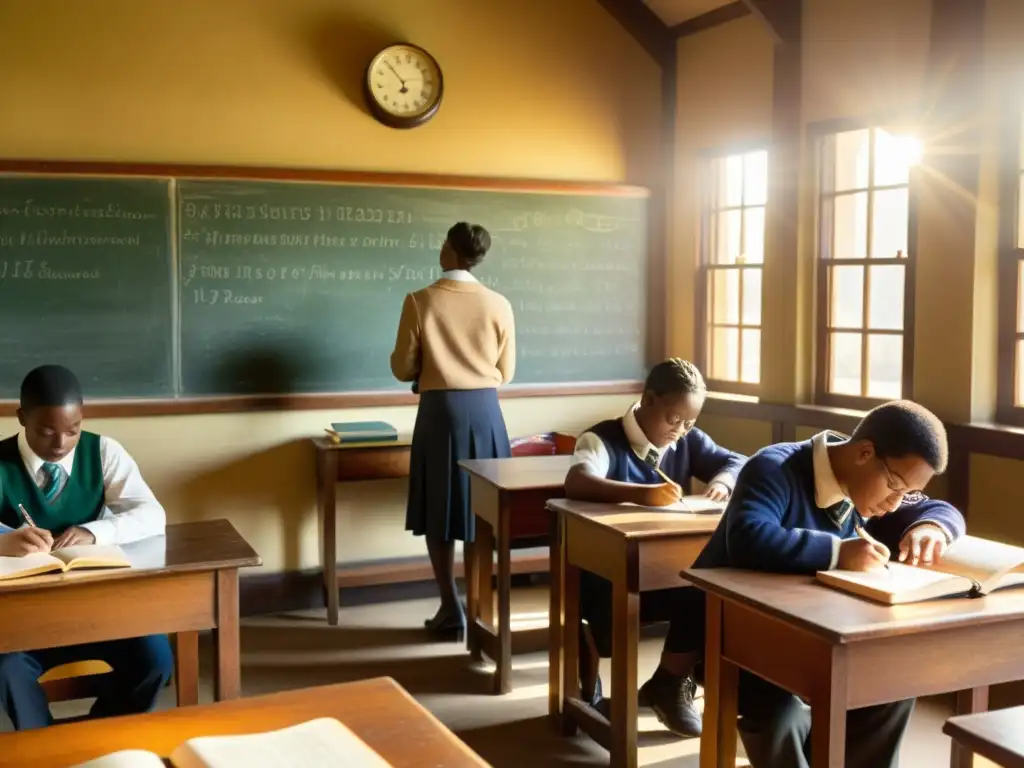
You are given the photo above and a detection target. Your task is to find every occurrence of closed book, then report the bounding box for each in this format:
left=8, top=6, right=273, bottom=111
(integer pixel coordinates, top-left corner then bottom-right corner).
left=325, top=421, right=398, bottom=444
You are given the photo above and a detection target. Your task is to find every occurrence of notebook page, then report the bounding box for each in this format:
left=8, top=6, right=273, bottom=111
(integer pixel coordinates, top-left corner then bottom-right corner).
left=53, top=544, right=131, bottom=567
left=0, top=551, right=63, bottom=580
left=171, top=718, right=391, bottom=768
left=70, top=750, right=166, bottom=768
left=927, top=535, right=1024, bottom=586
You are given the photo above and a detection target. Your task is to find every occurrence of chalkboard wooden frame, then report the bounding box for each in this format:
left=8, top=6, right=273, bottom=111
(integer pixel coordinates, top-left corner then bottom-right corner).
left=0, top=159, right=651, bottom=418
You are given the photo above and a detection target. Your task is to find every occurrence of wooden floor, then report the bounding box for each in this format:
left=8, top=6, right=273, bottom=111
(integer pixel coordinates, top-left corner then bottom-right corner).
left=45, top=586, right=1010, bottom=767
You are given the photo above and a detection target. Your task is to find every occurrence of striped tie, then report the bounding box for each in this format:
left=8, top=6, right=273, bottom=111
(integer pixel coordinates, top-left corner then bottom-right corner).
left=41, top=462, right=64, bottom=503
left=644, top=449, right=659, bottom=468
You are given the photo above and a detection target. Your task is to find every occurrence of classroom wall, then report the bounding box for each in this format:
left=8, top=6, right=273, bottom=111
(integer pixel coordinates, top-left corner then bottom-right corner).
left=0, top=0, right=662, bottom=572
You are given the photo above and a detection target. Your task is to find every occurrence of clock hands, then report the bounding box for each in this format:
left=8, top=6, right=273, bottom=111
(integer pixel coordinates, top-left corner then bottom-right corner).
left=384, top=61, right=409, bottom=94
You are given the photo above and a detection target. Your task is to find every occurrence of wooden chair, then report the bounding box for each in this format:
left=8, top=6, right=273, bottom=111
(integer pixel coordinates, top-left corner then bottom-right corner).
left=40, top=660, right=113, bottom=703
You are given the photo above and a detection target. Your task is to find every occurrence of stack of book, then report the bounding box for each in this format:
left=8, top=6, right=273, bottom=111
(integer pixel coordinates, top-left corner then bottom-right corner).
left=323, top=421, right=398, bottom=446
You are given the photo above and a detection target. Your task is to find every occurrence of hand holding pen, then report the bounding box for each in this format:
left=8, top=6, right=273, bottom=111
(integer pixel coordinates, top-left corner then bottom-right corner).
left=0, top=505, right=54, bottom=556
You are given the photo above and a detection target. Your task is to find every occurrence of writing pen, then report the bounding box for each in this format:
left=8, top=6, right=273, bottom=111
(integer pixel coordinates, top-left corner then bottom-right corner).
left=855, top=525, right=891, bottom=571
left=17, top=503, right=38, bottom=528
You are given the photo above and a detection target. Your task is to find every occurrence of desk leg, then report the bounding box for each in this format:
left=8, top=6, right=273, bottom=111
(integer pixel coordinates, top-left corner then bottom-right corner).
left=173, top=631, right=200, bottom=707
left=610, top=572, right=639, bottom=768
left=548, top=511, right=564, bottom=721
left=465, top=539, right=479, bottom=657
left=494, top=500, right=512, bottom=695
left=472, top=518, right=495, bottom=663
left=318, top=449, right=340, bottom=626
left=560, top=556, right=582, bottom=736
left=701, top=594, right=737, bottom=768
left=213, top=568, right=241, bottom=701
left=951, top=687, right=989, bottom=768
left=810, top=648, right=847, bottom=768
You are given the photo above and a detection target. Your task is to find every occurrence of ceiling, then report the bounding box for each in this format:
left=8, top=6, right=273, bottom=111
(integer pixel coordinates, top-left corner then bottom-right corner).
left=642, top=0, right=739, bottom=26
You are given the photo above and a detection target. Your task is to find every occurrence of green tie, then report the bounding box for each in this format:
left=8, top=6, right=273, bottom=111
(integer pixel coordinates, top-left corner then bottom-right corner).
left=41, top=462, right=63, bottom=503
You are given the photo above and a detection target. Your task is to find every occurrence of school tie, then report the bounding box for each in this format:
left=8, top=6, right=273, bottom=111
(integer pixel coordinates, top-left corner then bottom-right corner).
left=826, top=499, right=854, bottom=526
left=644, top=449, right=659, bottom=468
left=41, top=462, right=64, bottom=503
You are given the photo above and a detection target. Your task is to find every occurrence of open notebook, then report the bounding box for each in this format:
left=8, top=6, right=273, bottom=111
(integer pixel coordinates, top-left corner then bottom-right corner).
left=72, top=718, right=392, bottom=768
left=0, top=544, right=130, bottom=583
left=633, top=495, right=726, bottom=515
left=816, top=534, right=1024, bottom=605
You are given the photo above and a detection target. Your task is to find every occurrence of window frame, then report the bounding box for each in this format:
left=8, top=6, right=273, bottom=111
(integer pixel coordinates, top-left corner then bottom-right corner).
left=695, top=144, right=769, bottom=397
left=996, top=102, right=1024, bottom=426
left=811, top=119, right=918, bottom=411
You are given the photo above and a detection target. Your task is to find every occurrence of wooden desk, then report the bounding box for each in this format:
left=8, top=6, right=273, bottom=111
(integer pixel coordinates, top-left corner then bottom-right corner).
left=459, top=455, right=571, bottom=695
left=313, top=437, right=412, bottom=626
left=0, top=676, right=488, bottom=768
left=686, top=568, right=1024, bottom=768
left=0, top=519, right=260, bottom=707
left=547, top=498, right=720, bottom=768
left=945, top=706, right=1024, bottom=768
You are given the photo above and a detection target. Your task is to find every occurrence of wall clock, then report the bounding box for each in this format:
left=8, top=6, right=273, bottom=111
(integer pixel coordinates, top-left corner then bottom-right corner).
left=364, top=43, right=444, bottom=129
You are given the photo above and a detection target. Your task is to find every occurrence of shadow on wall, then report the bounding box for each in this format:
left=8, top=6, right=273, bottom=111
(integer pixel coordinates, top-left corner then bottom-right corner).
left=172, top=439, right=316, bottom=570
left=299, top=9, right=402, bottom=112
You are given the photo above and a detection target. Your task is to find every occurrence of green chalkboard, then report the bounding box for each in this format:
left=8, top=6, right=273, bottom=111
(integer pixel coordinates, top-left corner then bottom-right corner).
left=0, top=176, right=174, bottom=398
left=176, top=180, right=647, bottom=395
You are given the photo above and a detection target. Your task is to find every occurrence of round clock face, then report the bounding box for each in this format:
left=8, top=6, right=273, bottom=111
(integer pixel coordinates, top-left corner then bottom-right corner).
left=365, top=44, right=443, bottom=127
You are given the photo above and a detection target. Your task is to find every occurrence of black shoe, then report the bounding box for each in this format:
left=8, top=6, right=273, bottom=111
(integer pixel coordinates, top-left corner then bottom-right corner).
left=424, top=602, right=466, bottom=641
left=638, top=671, right=702, bottom=738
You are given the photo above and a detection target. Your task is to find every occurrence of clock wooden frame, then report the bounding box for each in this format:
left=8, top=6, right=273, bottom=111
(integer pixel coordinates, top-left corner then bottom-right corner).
left=363, top=42, right=444, bottom=130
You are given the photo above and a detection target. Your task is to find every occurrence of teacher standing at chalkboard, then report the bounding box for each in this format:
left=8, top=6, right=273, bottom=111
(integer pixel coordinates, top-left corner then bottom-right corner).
left=390, top=222, right=516, bottom=639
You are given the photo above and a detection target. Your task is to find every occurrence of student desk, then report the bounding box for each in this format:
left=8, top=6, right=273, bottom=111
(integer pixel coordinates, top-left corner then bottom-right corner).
left=313, top=436, right=412, bottom=626
left=0, top=676, right=488, bottom=768
left=944, top=706, right=1024, bottom=768
left=459, top=455, right=572, bottom=695
left=0, top=519, right=260, bottom=707
left=546, top=498, right=720, bottom=768
left=686, top=568, right=1024, bottom=768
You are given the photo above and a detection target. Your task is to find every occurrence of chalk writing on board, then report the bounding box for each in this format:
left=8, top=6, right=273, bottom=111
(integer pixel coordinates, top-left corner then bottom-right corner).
left=0, top=201, right=157, bottom=221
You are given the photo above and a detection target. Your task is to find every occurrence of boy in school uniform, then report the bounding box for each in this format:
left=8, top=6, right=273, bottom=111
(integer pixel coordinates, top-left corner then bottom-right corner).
left=564, top=358, right=746, bottom=736
left=648, top=400, right=965, bottom=767
left=0, top=365, right=173, bottom=730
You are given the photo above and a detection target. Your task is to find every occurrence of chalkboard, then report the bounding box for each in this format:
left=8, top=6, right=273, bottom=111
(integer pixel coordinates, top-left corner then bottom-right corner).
left=0, top=166, right=648, bottom=406
left=177, top=180, right=647, bottom=395
left=0, top=176, right=174, bottom=398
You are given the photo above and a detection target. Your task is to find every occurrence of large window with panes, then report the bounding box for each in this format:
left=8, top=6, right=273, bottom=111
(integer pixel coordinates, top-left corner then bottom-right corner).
left=997, top=112, right=1024, bottom=425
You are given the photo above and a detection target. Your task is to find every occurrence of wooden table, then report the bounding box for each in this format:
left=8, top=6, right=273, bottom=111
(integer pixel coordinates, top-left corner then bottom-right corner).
left=547, top=498, right=720, bottom=768
left=687, top=568, right=1024, bottom=768
left=0, top=519, right=260, bottom=707
left=459, top=455, right=571, bottom=694
left=945, top=706, right=1024, bottom=768
left=0, top=676, right=488, bottom=767
left=313, top=437, right=412, bottom=625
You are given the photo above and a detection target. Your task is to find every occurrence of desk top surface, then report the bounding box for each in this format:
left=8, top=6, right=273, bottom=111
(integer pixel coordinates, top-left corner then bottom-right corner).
left=943, top=706, right=1024, bottom=768
left=0, top=519, right=261, bottom=595
left=547, top=498, right=721, bottom=540
left=684, top=567, right=1024, bottom=643
left=0, top=677, right=488, bottom=768
left=459, top=455, right=572, bottom=490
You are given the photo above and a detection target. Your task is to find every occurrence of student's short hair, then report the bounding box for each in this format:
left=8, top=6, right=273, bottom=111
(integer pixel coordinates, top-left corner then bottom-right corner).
left=850, top=400, right=948, bottom=473
left=446, top=222, right=491, bottom=269
left=20, top=365, right=84, bottom=413
left=644, top=358, right=707, bottom=399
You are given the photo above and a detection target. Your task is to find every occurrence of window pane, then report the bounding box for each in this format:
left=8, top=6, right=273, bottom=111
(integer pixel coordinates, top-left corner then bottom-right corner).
left=866, top=334, right=903, bottom=399
left=711, top=327, right=740, bottom=381
left=830, top=265, right=864, bottom=329
left=867, top=265, right=905, bottom=330
left=1018, top=173, right=1024, bottom=249
left=716, top=210, right=741, bottom=264
left=741, top=329, right=760, bottom=383
left=1018, top=340, right=1024, bottom=406
left=741, top=268, right=762, bottom=325
left=830, top=332, right=863, bottom=395
left=834, top=129, right=870, bottom=192
left=744, top=151, right=768, bottom=206
left=1018, top=261, right=1024, bottom=332
left=833, top=192, right=869, bottom=259
left=711, top=269, right=740, bottom=325
left=742, top=207, right=765, bottom=264
left=874, top=129, right=920, bottom=187
left=871, top=188, right=909, bottom=258
left=718, top=156, right=744, bottom=207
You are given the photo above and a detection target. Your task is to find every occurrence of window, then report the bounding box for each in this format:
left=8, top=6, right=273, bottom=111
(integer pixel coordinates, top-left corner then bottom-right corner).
left=816, top=127, right=921, bottom=406
left=997, top=112, right=1024, bottom=424
left=699, top=150, right=768, bottom=394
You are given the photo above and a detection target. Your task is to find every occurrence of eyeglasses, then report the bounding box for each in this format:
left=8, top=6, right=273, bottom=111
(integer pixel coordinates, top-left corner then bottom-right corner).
left=879, top=458, right=925, bottom=504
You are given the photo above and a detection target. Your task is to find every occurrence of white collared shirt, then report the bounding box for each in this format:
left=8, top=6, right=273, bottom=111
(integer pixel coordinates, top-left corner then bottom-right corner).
left=440, top=269, right=478, bottom=283
left=16, top=432, right=165, bottom=546
left=571, top=402, right=734, bottom=488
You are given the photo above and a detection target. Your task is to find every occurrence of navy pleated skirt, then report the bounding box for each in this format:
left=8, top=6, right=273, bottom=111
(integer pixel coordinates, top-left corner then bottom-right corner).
left=405, top=388, right=511, bottom=544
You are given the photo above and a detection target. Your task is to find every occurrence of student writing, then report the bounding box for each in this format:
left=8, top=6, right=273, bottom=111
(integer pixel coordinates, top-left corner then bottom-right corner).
left=564, top=358, right=745, bottom=735
left=0, top=365, right=172, bottom=730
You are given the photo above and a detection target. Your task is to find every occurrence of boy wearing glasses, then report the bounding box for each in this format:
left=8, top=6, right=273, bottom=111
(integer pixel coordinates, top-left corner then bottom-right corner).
left=643, top=401, right=964, bottom=768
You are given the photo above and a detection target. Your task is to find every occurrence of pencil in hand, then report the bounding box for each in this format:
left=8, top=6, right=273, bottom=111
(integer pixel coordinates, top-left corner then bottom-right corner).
left=17, top=503, right=37, bottom=528
left=855, top=525, right=891, bottom=570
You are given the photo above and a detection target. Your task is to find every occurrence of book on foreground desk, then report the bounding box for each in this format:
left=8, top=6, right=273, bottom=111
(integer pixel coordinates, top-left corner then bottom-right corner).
left=0, top=544, right=130, bottom=583
left=72, top=717, right=392, bottom=768
left=816, top=534, right=1024, bottom=605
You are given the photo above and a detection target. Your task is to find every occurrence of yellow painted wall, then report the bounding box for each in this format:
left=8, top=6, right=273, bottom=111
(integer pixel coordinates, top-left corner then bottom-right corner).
left=0, top=0, right=662, bottom=572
